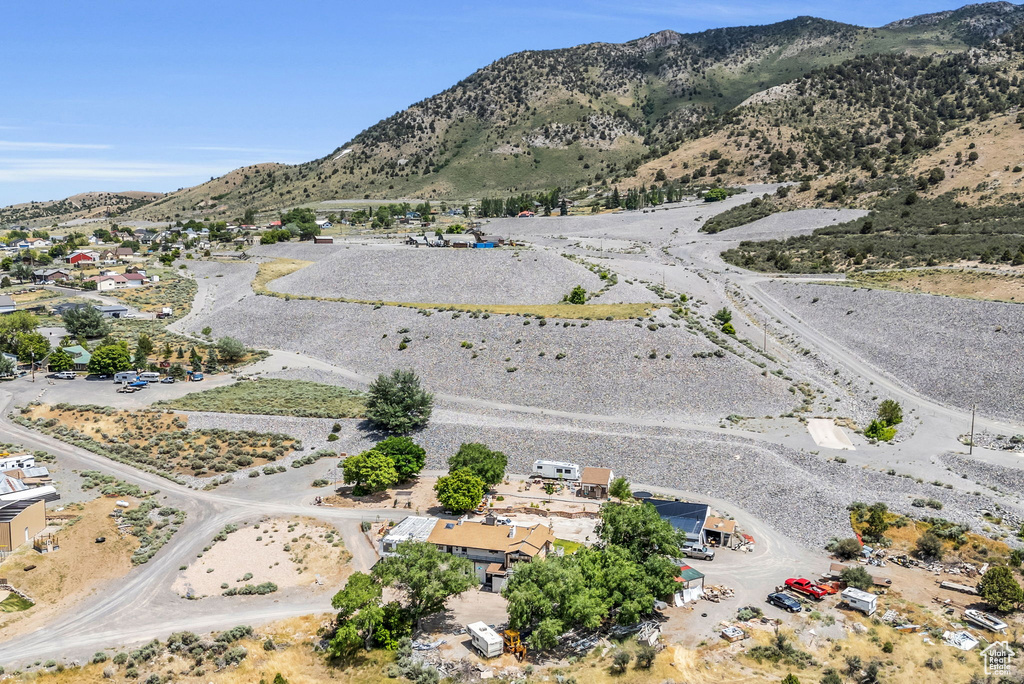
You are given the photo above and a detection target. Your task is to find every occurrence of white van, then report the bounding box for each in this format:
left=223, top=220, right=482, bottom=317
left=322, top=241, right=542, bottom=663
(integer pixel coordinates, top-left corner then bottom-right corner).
left=114, top=371, right=137, bottom=383
left=138, top=372, right=161, bottom=382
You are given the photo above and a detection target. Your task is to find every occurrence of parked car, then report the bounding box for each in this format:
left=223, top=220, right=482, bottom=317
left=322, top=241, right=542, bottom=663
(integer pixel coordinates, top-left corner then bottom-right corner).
left=190, top=372, right=204, bottom=382
left=160, top=377, right=175, bottom=384
left=785, top=578, right=831, bottom=600
left=767, top=592, right=802, bottom=613
left=53, top=371, right=76, bottom=380
left=683, top=543, right=716, bottom=561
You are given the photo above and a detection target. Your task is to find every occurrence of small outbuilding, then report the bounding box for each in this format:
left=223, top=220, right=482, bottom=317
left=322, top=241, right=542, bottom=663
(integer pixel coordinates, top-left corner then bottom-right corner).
left=703, top=516, right=737, bottom=548
left=313, top=236, right=334, bottom=244
left=0, top=498, right=45, bottom=552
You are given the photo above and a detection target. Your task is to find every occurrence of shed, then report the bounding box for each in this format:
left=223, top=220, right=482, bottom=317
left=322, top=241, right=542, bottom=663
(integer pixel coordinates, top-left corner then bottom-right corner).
left=704, top=516, right=736, bottom=548
left=674, top=562, right=705, bottom=603
left=313, top=236, right=334, bottom=244
left=466, top=622, right=503, bottom=658
left=95, top=304, right=129, bottom=319
left=579, top=467, right=613, bottom=499
left=0, top=498, right=45, bottom=552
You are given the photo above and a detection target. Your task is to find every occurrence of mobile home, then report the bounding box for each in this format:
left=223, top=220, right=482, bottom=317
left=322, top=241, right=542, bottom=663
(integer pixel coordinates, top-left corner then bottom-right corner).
left=138, top=372, right=160, bottom=382
left=531, top=460, right=581, bottom=480
left=467, top=622, right=503, bottom=658
left=113, top=371, right=137, bottom=383
left=841, top=587, right=877, bottom=616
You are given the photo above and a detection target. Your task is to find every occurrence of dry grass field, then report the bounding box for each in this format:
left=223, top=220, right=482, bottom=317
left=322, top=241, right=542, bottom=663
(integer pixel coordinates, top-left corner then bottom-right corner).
left=0, top=498, right=139, bottom=639
left=849, top=269, right=1024, bottom=303
left=21, top=405, right=299, bottom=477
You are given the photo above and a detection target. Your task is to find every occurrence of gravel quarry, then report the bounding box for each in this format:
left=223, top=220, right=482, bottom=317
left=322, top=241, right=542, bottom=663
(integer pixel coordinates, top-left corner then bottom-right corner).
left=266, top=244, right=605, bottom=305
left=761, top=280, right=1024, bottom=423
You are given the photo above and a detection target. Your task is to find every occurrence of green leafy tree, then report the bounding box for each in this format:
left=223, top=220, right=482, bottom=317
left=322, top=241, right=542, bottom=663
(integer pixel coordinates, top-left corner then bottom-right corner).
left=840, top=566, right=874, bottom=591
left=832, top=537, right=862, bottom=560
left=329, top=572, right=383, bottom=657
left=365, top=369, right=434, bottom=434
left=161, top=342, right=173, bottom=361
left=434, top=469, right=486, bottom=513
left=168, top=363, right=187, bottom=381
left=0, top=311, right=39, bottom=352
left=447, top=443, right=507, bottom=486
left=204, top=347, right=220, bottom=373
left=0, top=276, right=10, bottom=288
left=217, top=336, right=246, bottom=363
left=87, top=343, right=132, bottom=375
left=609, top=476, right=632, bottom=501
left=10, top=262, right=32, bottom=283
left=863, top=502, right=889, bottom=541
left=0, top=354, right=14, bottom=377
left=704, top=188, right=728, bottom=202
left=47, top=347, right=74, bottom=372
left=596, top=502, right=682, bottom=559
left=978, top=566, right=1024, bottom=612
left=781, top=675, right=800, bottom=684
left=714, top=307, right=733, bottom=324
left=15, top=332, right=50, bottom=364
left=133, top=333, right=154, bottom=369
left=373, top=436, right=426, bottom=480
left=372, top=541, right=477, bottom=629
left=342, top=450, right=400, bottom=494
left=914, top=532, right=944, bottom=561
left=877, top=399, right=903, bottom=426
left=566, top=285, right=586, bottom=304
left=281, top=208, right=320, bottom=240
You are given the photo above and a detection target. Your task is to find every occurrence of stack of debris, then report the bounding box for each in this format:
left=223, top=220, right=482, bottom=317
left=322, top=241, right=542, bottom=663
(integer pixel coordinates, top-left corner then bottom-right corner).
left=703, top=585, right=735, bottom=602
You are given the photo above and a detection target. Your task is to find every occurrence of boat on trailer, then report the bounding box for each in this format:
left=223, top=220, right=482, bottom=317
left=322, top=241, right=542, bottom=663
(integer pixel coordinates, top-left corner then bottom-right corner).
left=963, top=609, right=1008, bottom=633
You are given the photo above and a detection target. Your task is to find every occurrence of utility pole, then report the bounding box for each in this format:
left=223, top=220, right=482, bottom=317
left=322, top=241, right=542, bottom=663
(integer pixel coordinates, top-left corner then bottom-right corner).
left=763, top=318, right=768, bottom=352
left=969, top=404, right=976, bottom=455
left=30, top=351, right=35, bottom=382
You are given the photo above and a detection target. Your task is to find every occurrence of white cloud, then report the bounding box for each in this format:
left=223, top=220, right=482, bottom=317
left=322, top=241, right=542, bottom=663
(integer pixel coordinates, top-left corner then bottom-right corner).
left=0, top=158, right=231, bottom=182
left=0, top=140, right=112, bottom=151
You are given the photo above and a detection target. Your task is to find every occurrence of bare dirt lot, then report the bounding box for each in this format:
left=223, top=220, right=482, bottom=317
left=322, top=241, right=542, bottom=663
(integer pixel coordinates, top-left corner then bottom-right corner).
left=0, top=497, right=140, bottom=638
left=850, top=268, right=1024, bottom=303
left=171, top=517, right=349, bottom=598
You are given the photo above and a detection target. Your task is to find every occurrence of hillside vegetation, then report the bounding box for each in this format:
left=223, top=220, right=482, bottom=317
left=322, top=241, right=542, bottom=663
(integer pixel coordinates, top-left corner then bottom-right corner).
left=0, top=191, right=162, bottom=226
left=126, top=4, right=1024, bottom=220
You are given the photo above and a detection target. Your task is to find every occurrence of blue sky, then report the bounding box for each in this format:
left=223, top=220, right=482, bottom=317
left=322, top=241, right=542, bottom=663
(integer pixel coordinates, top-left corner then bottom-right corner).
left=1, top=0, right=975, bottom=207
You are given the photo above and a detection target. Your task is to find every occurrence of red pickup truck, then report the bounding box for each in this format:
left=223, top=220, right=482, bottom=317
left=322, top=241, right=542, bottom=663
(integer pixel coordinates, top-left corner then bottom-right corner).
left=785, top=578, right=831, bottom=600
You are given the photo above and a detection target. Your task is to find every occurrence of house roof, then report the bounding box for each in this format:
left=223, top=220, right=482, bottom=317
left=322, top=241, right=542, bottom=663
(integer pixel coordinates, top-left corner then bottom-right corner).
left=114, top=247, right=134, bottom=255
left=61, top=345, right=92, bottom=364
left=0, top=295, right=15, bottom=308
left=383, top=516, right=438, bottom=545
left=0, top=474, right=29, bottom=495
left=0, top=499, right=39, bottom=523
left=581, top=467, right=613, bottom=487
left=88, top=274, right=128, bottom=283
left=427, top=519, right=553, bottom=557
left=639, top=497, right=710, bottom=539
left=122, top=272, right=145, bottom=281
left=704, top=516, right=736, bottom=535
left=95, top=304, right=128, bottom=313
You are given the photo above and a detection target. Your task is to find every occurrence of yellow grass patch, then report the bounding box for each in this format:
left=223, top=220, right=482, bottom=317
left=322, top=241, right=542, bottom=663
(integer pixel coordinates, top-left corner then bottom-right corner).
left=254, top=259, right=667, bottom=320
left=848, top=269, right=1024, bottom=303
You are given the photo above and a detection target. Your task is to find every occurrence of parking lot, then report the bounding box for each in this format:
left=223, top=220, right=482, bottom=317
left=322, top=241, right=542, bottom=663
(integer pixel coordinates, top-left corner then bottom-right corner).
left=18, top=370, right=234, bottom=409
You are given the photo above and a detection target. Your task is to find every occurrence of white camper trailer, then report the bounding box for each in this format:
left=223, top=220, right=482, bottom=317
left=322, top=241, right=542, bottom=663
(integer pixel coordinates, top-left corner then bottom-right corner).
left=841, top=587, right=877, bottom=616
left=467, top=621, right=503, bottom=658
left=531, top=460, right=581, bottom=481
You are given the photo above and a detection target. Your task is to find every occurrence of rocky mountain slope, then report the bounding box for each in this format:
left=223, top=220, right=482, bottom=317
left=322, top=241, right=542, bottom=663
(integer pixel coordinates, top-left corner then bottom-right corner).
left=113, top=2, right=1024, bottom=220
left=0, top=191, right=162, bottom=227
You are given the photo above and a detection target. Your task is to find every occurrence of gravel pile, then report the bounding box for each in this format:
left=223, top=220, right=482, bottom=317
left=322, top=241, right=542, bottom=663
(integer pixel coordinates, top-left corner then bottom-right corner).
left=182, top=260, right=259, bottom=319
left=963, top=431, right=1024, bottom=452
left=762, top=281, right=1024, bottom=423
left=187, top=294, right=797, bottom=423
left=189, top=408, right=1012, bottom=549
left=704, top=208, right=868, bottom=243
left=936, top=452, right=1024, bottom=508
left=590, top=280, right=665, bottom=304
left=263, top=245, right=603, bottom=305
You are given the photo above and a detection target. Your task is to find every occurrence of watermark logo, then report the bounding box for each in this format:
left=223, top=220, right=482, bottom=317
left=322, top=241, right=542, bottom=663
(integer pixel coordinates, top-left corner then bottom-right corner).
left=982, top=641, right=1015, bottom=676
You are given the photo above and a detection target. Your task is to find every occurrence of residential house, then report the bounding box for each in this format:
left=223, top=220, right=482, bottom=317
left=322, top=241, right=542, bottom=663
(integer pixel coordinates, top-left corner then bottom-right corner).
left=427, top=515, right=554, bottom=592
left=441, top=234, right=473, bottom=248
left=24, top=237, right=51, bottom=249
left=122, top=272, right=146, bottom=287
left=0, top=499, right=45, bottom=552
left=406, top=235, right=429, bottom=247
left=67, top=250, right=100, bottom=266
left=475, top=233, right=505, bottom=246
left=0, top=295, right=15, bottom=315
left=637, top=495, right=710, bottom=545
left=380, top=516, right=438, bottom=556
left=52, top=302, right=87, bottom=316
left=137, top=231, right=157, bottom=245
left=315, top=219, right=333, bottom=230
left=31, top=268, right=72, bottom=284
left=54, top=345, right=91, bottom=371
left=95, top=304, right=129, bottom=318
left=579, top=467, right=613, bottom=499
left=114, top=246, right=135, bottom=259
left=98, top=250, right=118, bottom=264
left=87, top=274, right=127, bottom=291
